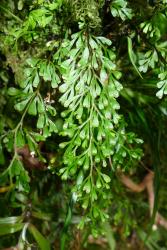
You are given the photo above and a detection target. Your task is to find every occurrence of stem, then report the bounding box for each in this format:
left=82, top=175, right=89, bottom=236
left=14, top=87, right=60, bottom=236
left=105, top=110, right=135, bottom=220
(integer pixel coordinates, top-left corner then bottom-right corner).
left=0, top=6, right=22, bottom=23
left=1, top=93, right=36, bottom=182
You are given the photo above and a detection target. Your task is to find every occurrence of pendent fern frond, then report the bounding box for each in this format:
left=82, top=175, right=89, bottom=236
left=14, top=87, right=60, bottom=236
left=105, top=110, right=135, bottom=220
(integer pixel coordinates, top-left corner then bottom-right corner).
left=58, top=31, right=143, bottom=226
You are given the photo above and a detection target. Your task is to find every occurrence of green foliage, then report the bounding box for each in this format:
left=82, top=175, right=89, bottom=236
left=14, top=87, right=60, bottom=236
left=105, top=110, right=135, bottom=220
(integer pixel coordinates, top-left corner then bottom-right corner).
left=110, top=0, right=133, bottom=20
left=58, top=31, right=142, bottom=224
left=0, top=0, right=167, bottom=249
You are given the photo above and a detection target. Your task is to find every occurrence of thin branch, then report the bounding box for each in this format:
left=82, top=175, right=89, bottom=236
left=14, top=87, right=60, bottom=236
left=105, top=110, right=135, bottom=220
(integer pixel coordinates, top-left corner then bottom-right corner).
left=0, top=6, right=22, bottom=23
left=119, top=171, right=167, bottom=230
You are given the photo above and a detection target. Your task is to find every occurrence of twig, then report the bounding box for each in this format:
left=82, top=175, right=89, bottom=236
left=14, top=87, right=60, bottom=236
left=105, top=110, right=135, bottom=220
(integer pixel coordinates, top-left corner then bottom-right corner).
left=119, top=171, right=167, bottom=230
left=0, top=6, right=22, bottom=23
